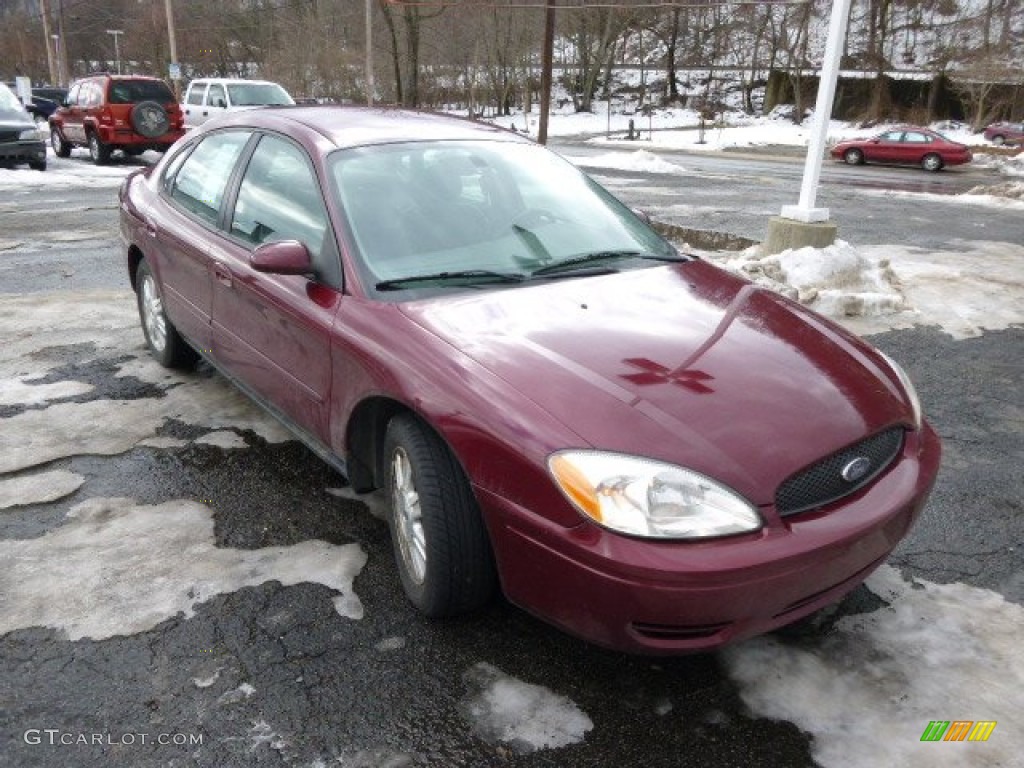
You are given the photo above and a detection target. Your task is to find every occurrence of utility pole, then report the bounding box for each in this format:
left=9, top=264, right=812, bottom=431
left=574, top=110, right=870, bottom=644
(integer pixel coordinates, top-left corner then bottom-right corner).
left=365, top=0, right=374, bottom=106
left=39, top=0, right=57, bottom=85
left=164, top=0, right=181, bottom=99
left=56, top=0, right=69, bottom=86
left=537, top=0, right=556, bottom=145
left=107, top=29, right=124, bottom=75
left=52, top=35, right=63, bottom=86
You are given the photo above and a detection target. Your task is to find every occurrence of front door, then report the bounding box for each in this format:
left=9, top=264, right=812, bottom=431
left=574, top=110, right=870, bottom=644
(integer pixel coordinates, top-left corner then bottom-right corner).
left=210, top=133, right=341, bottom=442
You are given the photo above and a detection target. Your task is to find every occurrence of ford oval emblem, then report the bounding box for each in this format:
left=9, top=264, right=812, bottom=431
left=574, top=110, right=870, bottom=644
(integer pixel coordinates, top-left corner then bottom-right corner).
left=841, top=457, right=872, bottom=483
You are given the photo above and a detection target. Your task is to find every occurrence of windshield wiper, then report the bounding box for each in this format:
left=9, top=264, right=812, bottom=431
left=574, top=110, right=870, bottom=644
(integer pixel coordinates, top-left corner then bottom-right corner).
left=375, top=270, right=527, bottom=291
left=530, top=250, right=685, bottom=277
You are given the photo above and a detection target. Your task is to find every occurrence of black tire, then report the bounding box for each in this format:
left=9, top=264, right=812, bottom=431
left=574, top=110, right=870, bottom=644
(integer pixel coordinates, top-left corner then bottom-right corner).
left=130, top=101, right=170, bottom=139
left=991, top=135, right=1005, bottom=146
left=383, top=414, right=496, bottom=617
left=135, top=259, right=198, bottom=369
left=844, top=148, right=863, bottom=165
left=88, top=131, right=111, bottom=165
left=29, top=159, right=46, bottom=171
left=921, top=153, right=943, bottom=172
left=50, top=127, right=71, bottom=158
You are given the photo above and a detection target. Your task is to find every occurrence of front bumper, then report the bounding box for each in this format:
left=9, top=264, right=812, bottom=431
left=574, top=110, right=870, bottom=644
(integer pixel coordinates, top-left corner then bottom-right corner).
left=0, top=139, right=46, bottom=167
left=479, top=423, right=941, bottom=654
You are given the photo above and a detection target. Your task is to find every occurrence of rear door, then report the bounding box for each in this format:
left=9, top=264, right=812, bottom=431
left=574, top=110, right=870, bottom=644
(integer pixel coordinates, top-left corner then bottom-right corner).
left=182, top=81, right=208, bottom=129
left=209, top=132, right=341, bottom=441
left=153, top=130, right=252, bottom=350
left=61, top=82, right=89, bottom=143
left=866, top=130, right=904, bottom=163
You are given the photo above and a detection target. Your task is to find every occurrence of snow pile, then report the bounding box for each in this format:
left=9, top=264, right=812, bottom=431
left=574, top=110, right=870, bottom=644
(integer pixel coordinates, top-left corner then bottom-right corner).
left=0, top=161, right=139, bottom=190
left=461, top=662, right=592, bottom=753
left=0, top=496, right=368, bottom=640
left=711, top=240, right=907, bottom=318
left=966, top=180, right=1024, bottom=201
left=724, top=565, right=1024, bottom=768
left=573, top=149, right=687, bottom=175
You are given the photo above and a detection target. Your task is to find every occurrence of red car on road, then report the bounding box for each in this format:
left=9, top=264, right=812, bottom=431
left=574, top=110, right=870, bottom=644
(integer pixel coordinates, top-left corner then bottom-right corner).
left=120, top=107, right=941, bottom=653
left=831, top=126, right=972, bottom=171
left=983, top=121, right=1024, bottom=146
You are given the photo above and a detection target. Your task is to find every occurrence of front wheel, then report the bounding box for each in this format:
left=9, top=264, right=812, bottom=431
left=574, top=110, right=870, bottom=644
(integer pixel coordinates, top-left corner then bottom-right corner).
left=921, top=153, right=943, bottom=172
left=991, top=135, right=1005, bottom=146
left=50, top=128, right=71, bottom=158
left=383, top=414, right=496, bottom=617
left=88, top=132, right=111, bottom=165
left=135, top=259, right=197, bottom=369
left=844, top=148, right=863, bottom=165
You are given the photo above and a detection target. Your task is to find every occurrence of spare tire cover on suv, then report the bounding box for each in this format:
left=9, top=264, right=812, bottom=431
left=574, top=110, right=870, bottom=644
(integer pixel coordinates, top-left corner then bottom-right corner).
left=131, top=101, right=170, bottom=139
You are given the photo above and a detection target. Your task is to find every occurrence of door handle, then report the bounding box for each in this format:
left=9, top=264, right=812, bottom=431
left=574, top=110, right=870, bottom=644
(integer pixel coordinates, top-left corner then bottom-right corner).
left=213, top=263, right=233, bottom=288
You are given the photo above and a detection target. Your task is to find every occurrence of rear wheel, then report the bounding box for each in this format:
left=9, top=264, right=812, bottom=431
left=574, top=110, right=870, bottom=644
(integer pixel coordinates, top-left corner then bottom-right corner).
left=383, top=414, right=496, bottom=617
left=135, top=259, right=198, bottom=369
left=29, top=159, right=46, bottom=172
left=88, top=132, right=111, bottom=165
left=50, top=128, right=71, bottom=158
left=991, top=134, right=1005, bottom=146
left=921, top=153, right=943, bottom=172
left=843, top=148, right=864, bottom=165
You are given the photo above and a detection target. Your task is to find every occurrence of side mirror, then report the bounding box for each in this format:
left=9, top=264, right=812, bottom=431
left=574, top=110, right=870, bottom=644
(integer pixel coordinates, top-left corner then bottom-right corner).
left=250, top=240, right=312, bottom=275
left=631, top=208, right=652, bottom=225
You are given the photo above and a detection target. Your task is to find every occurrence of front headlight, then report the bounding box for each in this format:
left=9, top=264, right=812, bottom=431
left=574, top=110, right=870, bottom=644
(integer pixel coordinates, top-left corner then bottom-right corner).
left=548, top=450, right=761, bottom=539
left=878, top=351, right=922, bottom=430
left=18, top=128, right=42, bottom=141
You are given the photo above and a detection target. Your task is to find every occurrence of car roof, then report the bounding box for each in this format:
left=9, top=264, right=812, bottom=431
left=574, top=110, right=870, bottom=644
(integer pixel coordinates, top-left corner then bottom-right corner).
left=189, top=78, right=282, bottom=86
left=205, top=106, right=531, bottom=150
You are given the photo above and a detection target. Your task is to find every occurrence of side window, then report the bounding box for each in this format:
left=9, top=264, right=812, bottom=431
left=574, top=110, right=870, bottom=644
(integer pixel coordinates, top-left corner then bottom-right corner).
left=187, top=83, right=206, bottom=106
left=168, top=131, right=251, bottom=225
left=207, top=85, right=227, bottom=109
left=230, top=135, right=328, bottom=262
left=879, top=131, right=903, bottom=142
left=66, top=84, right=80, bottom=106
left=903, top=132, right=931, bottom=144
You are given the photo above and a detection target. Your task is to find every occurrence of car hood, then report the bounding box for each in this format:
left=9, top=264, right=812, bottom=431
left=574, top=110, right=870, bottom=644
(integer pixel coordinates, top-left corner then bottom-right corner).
left=398, top=261, right=911, bottom=505
left=0, top=115, right=34, bottom=131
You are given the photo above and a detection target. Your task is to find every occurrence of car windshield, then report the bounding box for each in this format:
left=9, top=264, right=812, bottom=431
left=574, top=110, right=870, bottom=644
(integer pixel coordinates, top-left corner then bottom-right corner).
left=109, top=80, right=175, bottom=104
left=0, top=84, right=29, bottom=118
left=329, top=139, right=677, bottom=291
left=226, top=83, right=293, bottom=106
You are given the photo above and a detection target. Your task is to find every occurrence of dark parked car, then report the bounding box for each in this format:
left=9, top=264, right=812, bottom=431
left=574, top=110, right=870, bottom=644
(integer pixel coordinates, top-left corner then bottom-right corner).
left=50, top=74, right=184, bottom=164
left=0, top=82, right=46, bottom=170
left=22, top=86, right=68, bottom=123
left=983, top=121, right=1024, bottom=146
left=831, top=126, right=972, bottom=171
left=120, top=108, right=940, bottom=653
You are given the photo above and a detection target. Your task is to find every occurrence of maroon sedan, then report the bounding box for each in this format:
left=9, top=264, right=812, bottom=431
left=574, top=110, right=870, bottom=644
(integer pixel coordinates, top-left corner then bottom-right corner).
left=831, top=126, right=971, bottom=171
left=120, top=107, right=940, bottom=653
left=983, top=121, right=1024, bottom=146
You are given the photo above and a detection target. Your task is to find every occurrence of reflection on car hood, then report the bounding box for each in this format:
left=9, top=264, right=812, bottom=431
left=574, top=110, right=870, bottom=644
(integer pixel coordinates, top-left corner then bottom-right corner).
left=399, top=261, right=910, bottom=504
left=0, top=116, right=34, bottom=130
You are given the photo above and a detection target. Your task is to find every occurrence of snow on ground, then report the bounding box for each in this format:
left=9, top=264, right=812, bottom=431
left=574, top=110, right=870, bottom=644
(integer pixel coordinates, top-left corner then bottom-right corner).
left=0, top=496, right=367, bottom=640
left=461, top=662, right=593, bottom=754
left=0, top=469, right=84, bottom=509
left=703, top=240, right=1024, bottom=339
left=0, top=291, right=291, bottom=475
left=724, top=565, right=1024, bottom=768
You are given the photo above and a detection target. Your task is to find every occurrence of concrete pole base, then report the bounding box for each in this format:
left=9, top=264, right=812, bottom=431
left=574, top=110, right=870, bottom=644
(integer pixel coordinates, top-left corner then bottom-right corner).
left=763, top=216, right=838, bottom=256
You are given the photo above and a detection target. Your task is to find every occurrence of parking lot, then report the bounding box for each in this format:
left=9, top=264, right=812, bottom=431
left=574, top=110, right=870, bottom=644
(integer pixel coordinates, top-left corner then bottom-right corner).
left=1, top=149, right=1022, bottom=768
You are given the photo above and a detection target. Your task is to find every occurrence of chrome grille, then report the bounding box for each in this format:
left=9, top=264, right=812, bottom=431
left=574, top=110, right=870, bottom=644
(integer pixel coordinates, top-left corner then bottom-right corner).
left=775, top=427, right=904, bottom=516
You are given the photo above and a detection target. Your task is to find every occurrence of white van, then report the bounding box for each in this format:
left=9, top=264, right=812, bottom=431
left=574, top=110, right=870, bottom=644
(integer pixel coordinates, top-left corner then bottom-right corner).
left=181, top=78, right=293, bottom=129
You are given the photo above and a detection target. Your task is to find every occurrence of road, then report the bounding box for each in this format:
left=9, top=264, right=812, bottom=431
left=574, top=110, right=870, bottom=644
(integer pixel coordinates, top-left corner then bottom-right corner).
left=554, top=139, right=1021, bottom=249
left=0, top=150, right=1021, bottom=768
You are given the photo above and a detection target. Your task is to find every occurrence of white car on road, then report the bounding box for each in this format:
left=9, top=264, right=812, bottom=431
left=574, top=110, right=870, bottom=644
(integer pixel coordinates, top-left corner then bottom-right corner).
left=181, top=78, right=293, bottom=129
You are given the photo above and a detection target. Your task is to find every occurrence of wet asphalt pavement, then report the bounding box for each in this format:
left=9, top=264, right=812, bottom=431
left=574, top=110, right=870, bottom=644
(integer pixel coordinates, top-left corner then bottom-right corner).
left=0, top=152, right=1021, bottom=767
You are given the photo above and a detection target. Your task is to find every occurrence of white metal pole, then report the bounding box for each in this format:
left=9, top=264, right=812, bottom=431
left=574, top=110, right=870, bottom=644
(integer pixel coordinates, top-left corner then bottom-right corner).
left=365, top=0, right=374, bottom=106
left=781, top=0, right=852, bottom=224
left=107, top=29, right=124, bottom=75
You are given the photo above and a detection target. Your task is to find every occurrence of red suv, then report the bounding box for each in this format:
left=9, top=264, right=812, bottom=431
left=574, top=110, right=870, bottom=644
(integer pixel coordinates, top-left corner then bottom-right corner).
left=49, top=74, right=184, bottom=164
